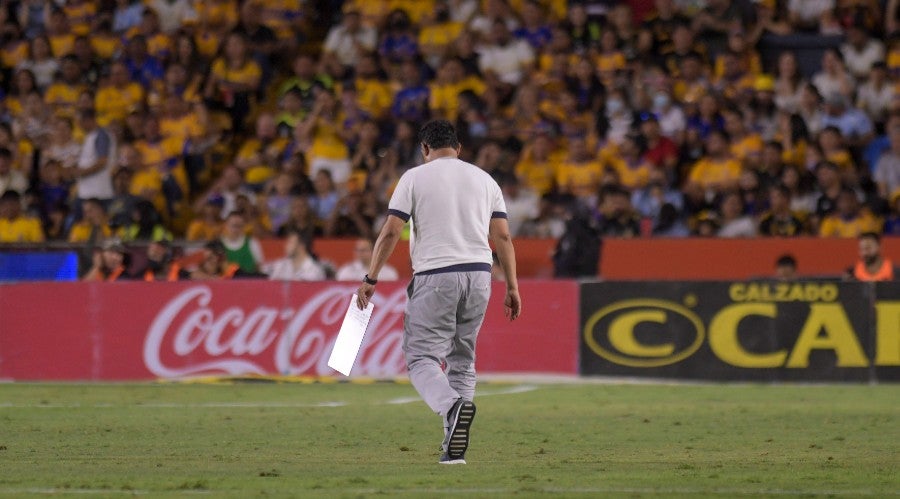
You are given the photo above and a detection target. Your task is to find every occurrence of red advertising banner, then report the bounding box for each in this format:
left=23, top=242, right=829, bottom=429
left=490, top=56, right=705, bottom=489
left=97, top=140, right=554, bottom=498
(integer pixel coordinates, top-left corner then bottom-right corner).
left=0, top=280, right=578, bottom=381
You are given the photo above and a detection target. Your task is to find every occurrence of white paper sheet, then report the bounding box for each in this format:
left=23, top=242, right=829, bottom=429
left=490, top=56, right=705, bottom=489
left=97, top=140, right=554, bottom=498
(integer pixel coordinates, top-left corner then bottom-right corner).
left=327, top=295, right=375, bottom=376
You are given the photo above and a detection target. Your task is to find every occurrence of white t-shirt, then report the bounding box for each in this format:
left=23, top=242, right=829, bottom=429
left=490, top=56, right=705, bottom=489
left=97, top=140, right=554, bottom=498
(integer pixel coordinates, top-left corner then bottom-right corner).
left=335, top=259, right=399, bottom=281
left=476, top=40, right=534, bottom=85
left=841, top=40, right=885, bottom=79
left=264, top=257, right=326, bottom=281
left=76, top=127, right=115, bottom=200
left=388, top=157, right=506, bottom=274
left=787, top=0, right=834, bottom=24
left=323, top=25, right=377, bottom=67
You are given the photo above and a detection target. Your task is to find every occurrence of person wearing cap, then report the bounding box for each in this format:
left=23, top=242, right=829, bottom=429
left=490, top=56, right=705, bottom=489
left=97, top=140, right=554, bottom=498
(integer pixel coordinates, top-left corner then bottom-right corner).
left=83, top=238, right=130, bottom=281
left=141, top=239, right=187, bottom=281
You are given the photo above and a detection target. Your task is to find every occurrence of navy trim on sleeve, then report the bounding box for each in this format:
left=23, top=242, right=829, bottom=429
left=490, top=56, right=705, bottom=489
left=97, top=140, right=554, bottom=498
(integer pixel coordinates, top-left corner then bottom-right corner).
left=387, top=209, right=410, bottom=222
left=491, top=211, right=508, bottom=219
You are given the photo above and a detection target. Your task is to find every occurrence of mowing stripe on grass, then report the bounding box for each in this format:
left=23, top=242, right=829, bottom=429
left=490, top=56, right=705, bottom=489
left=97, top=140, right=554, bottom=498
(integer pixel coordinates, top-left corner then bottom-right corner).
left=5, top=487, right=889, bottom=497
left=344, top=486, right=896, bottom=496
left=0, top=385, right=539, bottom=409
left=0, top=488, right=210, bottom=495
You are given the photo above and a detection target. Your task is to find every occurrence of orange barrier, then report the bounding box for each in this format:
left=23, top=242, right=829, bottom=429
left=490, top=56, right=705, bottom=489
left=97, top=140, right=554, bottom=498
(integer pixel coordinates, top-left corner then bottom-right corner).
left=190, top=237, right=900, bottom=280
left=600, top=237, right=900, bottom=280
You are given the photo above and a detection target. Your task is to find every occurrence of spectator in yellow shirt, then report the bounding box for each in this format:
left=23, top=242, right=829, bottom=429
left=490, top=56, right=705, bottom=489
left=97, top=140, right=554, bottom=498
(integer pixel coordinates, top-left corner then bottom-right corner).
left=0, top=190, right=44, bottom=243
left=606, top=133, right=653, bottom=191
left=344, top=53, right=393, bottom=120
left=46, top=8, right=75, bottom=57
left=688, top=129, right=743, bottom=193
left=297, top=88, right=352, bottom=185
left=203, top=31, right=261, bottom=134
left=515, top=133, right=561, bottom=196
left=95, top=62, right=145, bottom=126
left=595, top=30, right=627, bottom=88
left=235, top=113, right=288, bottom=187
left=418, top=4, right=463, bottom=67
left=819, top=187, right=882, bottom=238
left=67, top=197, right=111, bottom=243
left=133, top=116, right=189, bottom=218
left=186, top=197, right=225, bottom=242
left=429, top=57, right=486, bottom=121
left=63, top=0, right=98, bottom=36
left=44, top=55, right=84, bottom=118
left=722, top=106, right=763, bottom=170
left=556, top=134, right=602, bottom=201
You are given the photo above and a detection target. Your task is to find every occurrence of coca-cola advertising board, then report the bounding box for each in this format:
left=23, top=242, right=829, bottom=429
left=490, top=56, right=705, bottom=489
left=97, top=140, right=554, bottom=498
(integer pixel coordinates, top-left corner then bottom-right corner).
left=0, top=281, right=578, bottom=380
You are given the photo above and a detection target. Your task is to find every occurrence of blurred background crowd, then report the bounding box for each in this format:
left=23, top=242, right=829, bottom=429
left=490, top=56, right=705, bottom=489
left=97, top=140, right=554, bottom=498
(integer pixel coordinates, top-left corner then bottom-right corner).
left=0, top=0, right=898, bottom=279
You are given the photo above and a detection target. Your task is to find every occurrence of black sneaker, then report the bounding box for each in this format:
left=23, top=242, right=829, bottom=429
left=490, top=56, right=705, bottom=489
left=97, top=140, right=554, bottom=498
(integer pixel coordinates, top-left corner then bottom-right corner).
left=443, top=399, right=476, bottom=461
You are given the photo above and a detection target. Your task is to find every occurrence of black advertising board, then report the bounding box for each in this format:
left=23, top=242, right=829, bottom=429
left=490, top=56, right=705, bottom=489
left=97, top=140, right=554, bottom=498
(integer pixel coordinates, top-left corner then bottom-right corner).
left=580, top=281, right=900, bottom=382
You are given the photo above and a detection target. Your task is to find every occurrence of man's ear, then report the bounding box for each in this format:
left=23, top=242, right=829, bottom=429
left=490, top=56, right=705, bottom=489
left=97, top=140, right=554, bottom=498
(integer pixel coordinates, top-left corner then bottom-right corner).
left=421, top=143, right=429, bottom=157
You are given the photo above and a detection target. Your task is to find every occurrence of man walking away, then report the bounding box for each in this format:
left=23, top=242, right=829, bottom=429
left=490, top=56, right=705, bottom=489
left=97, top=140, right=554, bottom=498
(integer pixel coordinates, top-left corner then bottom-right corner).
left=357, top=120, right=521, bottom=465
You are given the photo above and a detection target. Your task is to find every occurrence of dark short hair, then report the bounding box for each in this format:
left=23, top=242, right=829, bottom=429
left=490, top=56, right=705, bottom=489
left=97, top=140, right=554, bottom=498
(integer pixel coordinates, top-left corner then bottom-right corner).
left=205, top=240, right=227, bottom=255
left=776, top=254, right=797, bottom=268
left=419, top=120, right=460, bottom=150
left=78, top=108, right=96, bottom=121
left=0, top=190, right=20, bottom=203
left=83, top=197, right=105, bottom=210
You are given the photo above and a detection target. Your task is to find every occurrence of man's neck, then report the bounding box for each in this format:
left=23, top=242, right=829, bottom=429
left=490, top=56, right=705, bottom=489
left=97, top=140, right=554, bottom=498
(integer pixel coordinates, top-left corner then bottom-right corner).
left=426, top=148, right=458, bottom=162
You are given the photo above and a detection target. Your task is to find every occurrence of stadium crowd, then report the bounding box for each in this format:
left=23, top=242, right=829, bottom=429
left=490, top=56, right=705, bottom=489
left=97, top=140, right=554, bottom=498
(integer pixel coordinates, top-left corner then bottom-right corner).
left=0, top=0, right=898, bottom=279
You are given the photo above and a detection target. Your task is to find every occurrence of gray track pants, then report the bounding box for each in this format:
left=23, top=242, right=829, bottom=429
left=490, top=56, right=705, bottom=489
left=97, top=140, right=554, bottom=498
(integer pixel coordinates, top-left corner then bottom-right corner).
left=403, top=271, right=492, bottom=418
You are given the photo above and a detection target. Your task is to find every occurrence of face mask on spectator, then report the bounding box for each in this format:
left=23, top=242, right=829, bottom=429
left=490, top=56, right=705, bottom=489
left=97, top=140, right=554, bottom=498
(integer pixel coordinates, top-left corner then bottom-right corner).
left=653, top=93, right=670, bottom=110
left=606, top=99, right=624, bottom=114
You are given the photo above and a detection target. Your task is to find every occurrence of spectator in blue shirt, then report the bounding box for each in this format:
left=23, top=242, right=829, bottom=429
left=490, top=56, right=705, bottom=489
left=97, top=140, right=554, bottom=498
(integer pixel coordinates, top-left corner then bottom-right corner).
left=820, top=92, right=875, bottom=147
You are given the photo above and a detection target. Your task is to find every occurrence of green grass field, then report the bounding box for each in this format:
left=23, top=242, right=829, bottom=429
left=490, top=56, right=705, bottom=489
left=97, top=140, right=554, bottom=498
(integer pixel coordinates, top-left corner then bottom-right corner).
left=0, top=381, right=897, bottom=498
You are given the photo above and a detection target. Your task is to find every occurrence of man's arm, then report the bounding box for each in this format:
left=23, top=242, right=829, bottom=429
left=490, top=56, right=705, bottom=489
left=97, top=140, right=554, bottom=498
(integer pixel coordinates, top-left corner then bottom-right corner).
left=356, top=214, right=405, bottom=309
left=490, top=217, right=521, bottom=320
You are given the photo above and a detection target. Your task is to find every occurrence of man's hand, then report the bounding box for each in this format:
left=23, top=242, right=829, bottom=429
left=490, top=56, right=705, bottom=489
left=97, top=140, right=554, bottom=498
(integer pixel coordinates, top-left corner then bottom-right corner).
left=504, top=288, right=521, bottom=321
left=356, top=282, right=375, bottom=310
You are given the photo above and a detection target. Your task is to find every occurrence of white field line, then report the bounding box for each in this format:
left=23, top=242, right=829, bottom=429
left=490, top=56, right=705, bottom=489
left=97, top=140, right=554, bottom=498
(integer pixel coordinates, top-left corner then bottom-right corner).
left=384, top=384, right=538, bottom=405
left=0, top=484, right=894, bottom=497
left=0, top=401, right=347, bottom=409
left=0, top=385, right=538, bottom=409
left=0, top=488, right=209, bottom=495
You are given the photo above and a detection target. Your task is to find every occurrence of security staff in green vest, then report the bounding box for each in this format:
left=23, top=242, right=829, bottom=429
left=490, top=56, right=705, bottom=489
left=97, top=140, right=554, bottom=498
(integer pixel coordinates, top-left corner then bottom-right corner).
left=220, top=210, right=264, bottom=273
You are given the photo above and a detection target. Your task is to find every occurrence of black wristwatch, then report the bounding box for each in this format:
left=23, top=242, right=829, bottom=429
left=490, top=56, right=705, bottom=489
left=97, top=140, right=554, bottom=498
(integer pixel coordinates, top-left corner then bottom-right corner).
left=363, top=274, right=378, bottom=285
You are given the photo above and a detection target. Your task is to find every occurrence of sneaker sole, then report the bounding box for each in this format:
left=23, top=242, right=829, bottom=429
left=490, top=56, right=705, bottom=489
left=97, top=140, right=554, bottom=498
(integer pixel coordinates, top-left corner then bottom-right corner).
left=439, top=458, right=467, bottom=465
left=446, top=401, right=476, bottom=460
